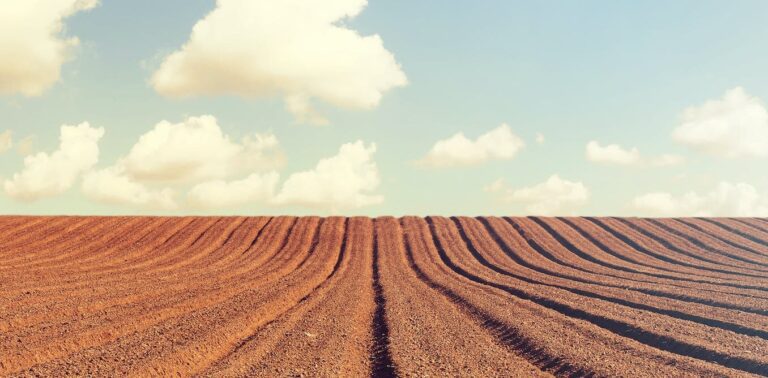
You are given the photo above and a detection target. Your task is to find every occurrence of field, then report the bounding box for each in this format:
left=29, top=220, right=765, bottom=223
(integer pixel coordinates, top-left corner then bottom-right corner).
left=1, top=216, right=767, bottom=376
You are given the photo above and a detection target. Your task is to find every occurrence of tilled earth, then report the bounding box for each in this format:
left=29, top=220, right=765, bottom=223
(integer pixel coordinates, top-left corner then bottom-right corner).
left=1, top=216, right=768, bottom=377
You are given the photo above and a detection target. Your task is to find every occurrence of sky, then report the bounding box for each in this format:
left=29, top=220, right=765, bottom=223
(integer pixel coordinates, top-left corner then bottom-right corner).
left=1, top=0, right=768, bottom=217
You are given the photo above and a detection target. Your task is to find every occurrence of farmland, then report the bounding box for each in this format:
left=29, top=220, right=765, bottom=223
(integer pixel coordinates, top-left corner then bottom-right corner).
left=1, top=216, right=768, bottom=377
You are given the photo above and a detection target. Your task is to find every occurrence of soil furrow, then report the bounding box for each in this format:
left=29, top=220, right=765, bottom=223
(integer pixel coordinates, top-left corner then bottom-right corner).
left=427, top=217, right=768, bottom=375
left=2, top=216, right=765, bottom=377
left=369, top=221, right=397, bottom=378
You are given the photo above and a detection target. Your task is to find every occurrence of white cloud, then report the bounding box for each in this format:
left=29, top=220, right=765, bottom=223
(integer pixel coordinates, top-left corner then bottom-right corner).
left=151, top=0, right=407, bottom=125
left=120, top=115, right=283, bottom=183
left=417, top=124, right=526, bottom=168
left=631, top=182, right=768, bottom=217
left=673, top=87, right=768, bottom=158
left=0, top=0, right=98, bottom=96
left=0, top=130, right=12, bottom=153
left=535, top=133, right=545, bottom=144
left=272, top=140, right=382, bottom=211
left=81, top=167, right=177, bottom=210
left=4, top=122, right=103, bottom=200
left=586, top=141, right=640, bottom=165
left=489, top=175, right=589, bottom=215
left=585, top=141, right=683, bottom=167
left=187, top=172, right=279, bottom=209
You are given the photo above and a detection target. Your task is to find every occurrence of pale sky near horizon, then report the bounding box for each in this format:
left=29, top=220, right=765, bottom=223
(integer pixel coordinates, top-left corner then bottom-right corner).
left=1, top=0, right=768, bottom=216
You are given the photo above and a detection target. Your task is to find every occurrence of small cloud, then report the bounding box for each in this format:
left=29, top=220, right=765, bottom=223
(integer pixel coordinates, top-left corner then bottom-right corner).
left=488, top=174, right=589, bottom=215
left=535, top=133, right=545, bottom=144
left=4, top=122, right=104, bottom=201
left=272, top=140, right=383, bottom=211
left=672, top=87, right=768, bottom=158
left=417, top=123, right=525, bottom=168
left=631, top=182, right=768, bottom=217
left=585, top=141, right=683, bottom=167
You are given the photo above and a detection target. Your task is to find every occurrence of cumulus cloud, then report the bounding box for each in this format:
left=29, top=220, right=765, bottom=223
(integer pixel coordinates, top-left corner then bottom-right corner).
left=120, top=115, right=283, bottom=183
left=585, top=141, right=684, bottom=167
left=631, top=182, right=768, bottom=217
left=187, top=172, right=279, bottom=209
left=151, top=0, right=407, bottom=125
left=4, top=122, right=103, bottom=200
left=81, top=167, right=177, bottom=210
left=0, top=0, right=98, bottom=96
left=488, top=175, right=589, bottom=215
left=272, top=141, right=382, bottom=211
left=0, top=130, right=12, bottom=153
left=417, top=124, right=525, bottom=168
left=673, top=87, right=768, bottom=158
left=535, top=133, right=545, bottom=144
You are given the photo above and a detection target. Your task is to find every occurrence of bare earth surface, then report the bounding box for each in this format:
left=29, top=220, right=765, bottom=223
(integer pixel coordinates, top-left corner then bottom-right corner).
left=1, top=216, right=768, bottom=377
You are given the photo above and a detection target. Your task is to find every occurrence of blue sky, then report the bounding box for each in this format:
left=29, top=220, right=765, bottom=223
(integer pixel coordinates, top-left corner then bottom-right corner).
left=1, top=0, right=767, bottom=216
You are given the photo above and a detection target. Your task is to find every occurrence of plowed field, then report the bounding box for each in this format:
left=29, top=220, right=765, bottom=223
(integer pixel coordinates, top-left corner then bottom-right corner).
left=1, top=216, right=768, bottom=377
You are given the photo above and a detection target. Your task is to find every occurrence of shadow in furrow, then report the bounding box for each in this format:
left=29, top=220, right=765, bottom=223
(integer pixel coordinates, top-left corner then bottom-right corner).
left=700, top=218, right=768, bottom=250
left=241, top=217, right=275, bottom=256
left=509, top=217, right=711, bottom=290
left=516, top=218, right=768, bottom=315
left=211, top=218, right=345, bottom=366
left=216, top=217, right=249, bottom=248
left=370, top=220, right=397, bottom=378
left=586, top=217, right=768, bottom=285
left=427, top=217, right=768, bottom=376
left=400, top=218, right=594, bottom=377
left=614, top=218, right=768, bottom=276
left=457, top=218, right=768, bottom=338
left=649, top=219, right=768, bottom=267
left=555, top=217, right=766, bottom=295
left=738, top=218, right=768, bottom=233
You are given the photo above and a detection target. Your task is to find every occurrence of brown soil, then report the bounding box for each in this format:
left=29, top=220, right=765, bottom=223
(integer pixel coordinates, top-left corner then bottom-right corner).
left=1, top=216, right=766, bottom=377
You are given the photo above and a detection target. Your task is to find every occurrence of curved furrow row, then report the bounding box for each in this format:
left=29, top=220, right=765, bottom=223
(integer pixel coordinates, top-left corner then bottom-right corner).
left=376, top=217, right=549, bottom=377
left=693, top=218, right=768, bottom=253
left=0, top=217, right=201, bottom=312
left=200, top=217, right=383, bottom=377
left=0, top=217, right=77, bottom=257
left=3, top=217, right=320, bottom=376
left=503, top=217, right=768, bottom=310
left=543, top=217, right=768, bottom=299
left=402, top=216, right=741, bottom=377
left=0, top=218, right=261, bottom=333
left=0, top=217, right=107, bottom=266
left=649, top=219, right=768, bottom=266
left=0, top=217, right=184, bottom=302
left=428, top=216, right=768, bottom=375
left=559, top=217, right=768, bottom=294
left=587, top=217, right=768, bottom=283
left=1, top=218, right=291, bottom=347
left=197, top=217, right=352, bottom=376
left=701, top=218, right=768, bottom=253
left=1, top=216, right=766, bottom=376
left=739, top=218, right=768, bottom=233
left=461, top=217, right=768, bottom=339
left=620, top=218, right=768, bottom=275
left=0, top=217, right=150, bottom=276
